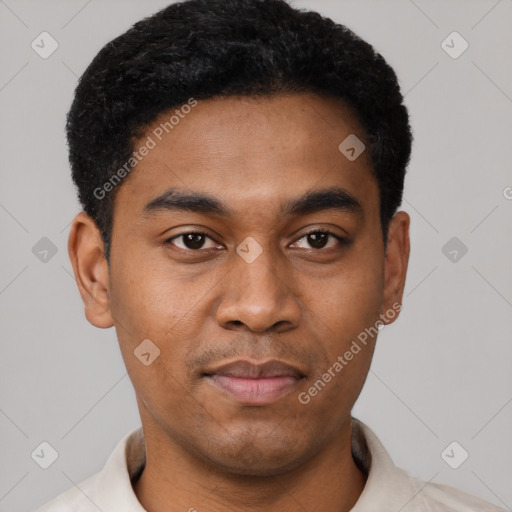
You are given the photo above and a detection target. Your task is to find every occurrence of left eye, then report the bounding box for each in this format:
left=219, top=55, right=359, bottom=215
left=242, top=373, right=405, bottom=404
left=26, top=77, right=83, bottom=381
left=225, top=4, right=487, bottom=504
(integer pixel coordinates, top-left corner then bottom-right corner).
left=292, top=230, right=343, bottom=250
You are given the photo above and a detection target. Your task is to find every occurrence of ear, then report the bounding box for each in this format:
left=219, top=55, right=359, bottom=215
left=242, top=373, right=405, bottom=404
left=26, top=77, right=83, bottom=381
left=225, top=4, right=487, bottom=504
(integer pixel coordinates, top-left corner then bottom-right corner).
left=68, top=212, right=114, bottom=328
left=380, top=211, right=410, bottom=325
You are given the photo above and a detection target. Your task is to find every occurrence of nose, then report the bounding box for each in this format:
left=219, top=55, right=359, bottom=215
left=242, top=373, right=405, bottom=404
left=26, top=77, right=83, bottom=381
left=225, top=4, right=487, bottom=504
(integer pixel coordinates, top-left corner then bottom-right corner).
left=215, top=245, right=301, bottom=333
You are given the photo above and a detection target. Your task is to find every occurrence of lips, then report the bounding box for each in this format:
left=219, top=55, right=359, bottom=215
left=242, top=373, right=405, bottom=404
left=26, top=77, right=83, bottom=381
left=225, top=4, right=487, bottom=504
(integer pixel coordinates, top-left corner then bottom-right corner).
left=203, top=359, right=305, bottom=405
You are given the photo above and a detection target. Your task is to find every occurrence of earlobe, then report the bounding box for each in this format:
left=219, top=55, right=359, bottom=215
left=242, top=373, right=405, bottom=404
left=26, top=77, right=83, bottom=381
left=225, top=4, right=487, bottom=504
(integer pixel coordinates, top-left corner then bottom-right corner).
left=68, top=212, right=114, bottom=329
left=380, top=211, right=410, bottom=325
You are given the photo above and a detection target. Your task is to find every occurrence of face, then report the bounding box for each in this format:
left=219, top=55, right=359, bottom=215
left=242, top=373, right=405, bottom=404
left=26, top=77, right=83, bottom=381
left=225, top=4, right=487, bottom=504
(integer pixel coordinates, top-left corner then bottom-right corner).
left=69, top=93, right=410, bottom=476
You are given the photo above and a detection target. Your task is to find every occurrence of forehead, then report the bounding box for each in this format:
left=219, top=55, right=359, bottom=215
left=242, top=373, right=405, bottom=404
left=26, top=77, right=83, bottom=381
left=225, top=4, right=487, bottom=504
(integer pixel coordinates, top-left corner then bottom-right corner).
left=114, top=93, right=378, bottom=219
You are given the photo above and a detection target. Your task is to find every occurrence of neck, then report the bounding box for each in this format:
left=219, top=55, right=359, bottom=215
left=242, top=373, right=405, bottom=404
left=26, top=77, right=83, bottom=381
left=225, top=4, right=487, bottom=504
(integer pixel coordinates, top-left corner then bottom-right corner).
left=132, top=419, right=367, bottom=512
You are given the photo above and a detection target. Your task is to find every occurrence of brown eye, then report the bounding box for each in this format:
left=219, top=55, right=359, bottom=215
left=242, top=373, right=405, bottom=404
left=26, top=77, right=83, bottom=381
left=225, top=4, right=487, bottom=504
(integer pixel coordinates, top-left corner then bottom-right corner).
left=293, top=230, right=345, bottom=250
left=167, top=232, right=218, bottom=251
left=182, top=233, right=206, bottom=250
left=306, top=232, right=329, bottom=249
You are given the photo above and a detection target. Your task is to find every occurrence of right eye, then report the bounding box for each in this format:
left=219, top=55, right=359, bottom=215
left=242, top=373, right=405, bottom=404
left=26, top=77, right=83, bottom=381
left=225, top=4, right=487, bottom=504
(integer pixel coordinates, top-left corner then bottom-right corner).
left=165, top=231, right=221, bottom=251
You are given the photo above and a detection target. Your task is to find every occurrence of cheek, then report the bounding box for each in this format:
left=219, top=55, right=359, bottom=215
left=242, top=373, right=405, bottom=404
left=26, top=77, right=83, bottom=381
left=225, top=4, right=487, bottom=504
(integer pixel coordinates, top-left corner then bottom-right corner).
left=305, top=247, right=383, bottom=400
left=108, top=255, right=218, bottom=395
left=113, top=308, right=194, bottom=423
left=316, top=250, right=384, bottom=338
left=109, top=251, right=209, bottom=338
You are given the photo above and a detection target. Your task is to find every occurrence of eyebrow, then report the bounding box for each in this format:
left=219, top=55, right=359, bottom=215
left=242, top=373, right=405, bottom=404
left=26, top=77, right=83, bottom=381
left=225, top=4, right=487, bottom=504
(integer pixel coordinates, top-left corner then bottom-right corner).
left=282, top=186, right=363, bottom=218
left=141, top=186, right=363, bottom=219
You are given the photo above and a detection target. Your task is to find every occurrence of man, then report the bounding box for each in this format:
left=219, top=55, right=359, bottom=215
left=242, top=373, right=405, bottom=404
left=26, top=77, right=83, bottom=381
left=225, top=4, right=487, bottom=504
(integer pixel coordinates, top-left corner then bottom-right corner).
left=35, top=0, right=504, bottom=510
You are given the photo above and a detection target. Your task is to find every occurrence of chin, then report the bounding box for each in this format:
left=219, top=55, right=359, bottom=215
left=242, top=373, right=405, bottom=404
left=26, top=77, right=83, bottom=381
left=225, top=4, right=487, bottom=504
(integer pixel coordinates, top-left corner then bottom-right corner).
left=197, top=431, right=318, bottom=477
left=208, top=450, right=309, bottom=477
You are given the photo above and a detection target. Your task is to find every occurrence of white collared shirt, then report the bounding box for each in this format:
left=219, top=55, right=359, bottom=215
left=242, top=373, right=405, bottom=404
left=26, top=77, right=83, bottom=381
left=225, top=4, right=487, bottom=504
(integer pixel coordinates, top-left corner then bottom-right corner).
left=34, top=418, right=505, bottom=511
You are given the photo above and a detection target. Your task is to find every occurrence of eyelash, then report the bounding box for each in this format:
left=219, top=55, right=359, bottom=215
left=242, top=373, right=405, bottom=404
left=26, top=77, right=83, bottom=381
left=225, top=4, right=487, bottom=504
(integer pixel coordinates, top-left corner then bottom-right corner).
left=165, top=229, right=348, bottom=252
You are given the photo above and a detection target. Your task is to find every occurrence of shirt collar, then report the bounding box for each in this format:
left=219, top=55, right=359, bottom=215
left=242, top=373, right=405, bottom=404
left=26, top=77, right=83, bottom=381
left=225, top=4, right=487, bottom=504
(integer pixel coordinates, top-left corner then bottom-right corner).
left=349, top=418, right=425, bottom=510
left=91, top=417, right=423, bottom=511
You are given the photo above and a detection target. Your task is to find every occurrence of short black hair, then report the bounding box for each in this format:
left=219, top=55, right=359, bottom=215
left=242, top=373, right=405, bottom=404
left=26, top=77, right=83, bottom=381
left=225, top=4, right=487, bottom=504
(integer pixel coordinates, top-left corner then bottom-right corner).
left=66, top=0, right=412, bottom=263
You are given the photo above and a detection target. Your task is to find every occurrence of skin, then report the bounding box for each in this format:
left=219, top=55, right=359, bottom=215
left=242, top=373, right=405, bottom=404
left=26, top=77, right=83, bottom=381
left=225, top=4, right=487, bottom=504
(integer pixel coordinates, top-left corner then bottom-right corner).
left=68, top=93, right=410, bottom=512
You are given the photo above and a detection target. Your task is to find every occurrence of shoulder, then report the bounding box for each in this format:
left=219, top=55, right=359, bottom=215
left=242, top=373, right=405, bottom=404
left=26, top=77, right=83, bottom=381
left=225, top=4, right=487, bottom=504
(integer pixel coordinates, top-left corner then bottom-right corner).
left=351, top=418, right=505, bottom=512
left=32, top=472, right=100, bottom=512
left=412, top=477, right=506, bottom=511
left=32, top=426, right=144, bottom=512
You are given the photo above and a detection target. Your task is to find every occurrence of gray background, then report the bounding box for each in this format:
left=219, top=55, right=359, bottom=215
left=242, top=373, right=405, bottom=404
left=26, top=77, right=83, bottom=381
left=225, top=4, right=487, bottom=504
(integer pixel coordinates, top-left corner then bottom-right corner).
left=0, top=0, right=511, bottom=510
